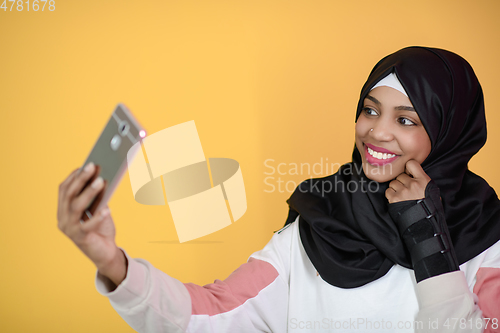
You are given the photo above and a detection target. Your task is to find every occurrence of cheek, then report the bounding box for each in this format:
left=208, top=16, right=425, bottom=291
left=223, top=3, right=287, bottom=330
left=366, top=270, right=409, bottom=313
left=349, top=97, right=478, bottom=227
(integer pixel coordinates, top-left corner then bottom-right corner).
left=419, top=137, right=432, bottom=162
left=355, top=117, right=371, bottom=140
left=354, top=122, right=366, bottom=152
left=403, top=132, right=432, bottom=162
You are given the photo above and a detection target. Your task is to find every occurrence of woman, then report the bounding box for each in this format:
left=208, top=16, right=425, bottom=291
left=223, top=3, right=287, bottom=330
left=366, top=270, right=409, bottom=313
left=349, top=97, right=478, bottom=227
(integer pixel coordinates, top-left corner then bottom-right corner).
left=58, top=47, right=500, bottom=332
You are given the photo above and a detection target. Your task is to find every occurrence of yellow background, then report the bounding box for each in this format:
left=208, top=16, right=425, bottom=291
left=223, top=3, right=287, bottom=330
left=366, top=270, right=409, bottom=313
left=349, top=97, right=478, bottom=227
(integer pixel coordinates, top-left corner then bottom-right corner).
left=1, top=0, right=499, bottom=332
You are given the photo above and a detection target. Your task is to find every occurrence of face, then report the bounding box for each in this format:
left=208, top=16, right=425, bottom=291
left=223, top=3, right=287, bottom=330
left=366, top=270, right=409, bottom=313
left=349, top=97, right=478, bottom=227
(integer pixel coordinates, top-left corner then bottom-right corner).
left=355, top=86, right=431, bottom=183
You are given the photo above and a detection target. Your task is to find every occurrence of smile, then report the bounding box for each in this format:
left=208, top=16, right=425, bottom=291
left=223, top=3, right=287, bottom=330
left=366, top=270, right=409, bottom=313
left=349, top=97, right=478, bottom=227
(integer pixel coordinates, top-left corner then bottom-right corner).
left=364, top=143, right=399, bottom=166
left=367, top=147, right=396, bottom=160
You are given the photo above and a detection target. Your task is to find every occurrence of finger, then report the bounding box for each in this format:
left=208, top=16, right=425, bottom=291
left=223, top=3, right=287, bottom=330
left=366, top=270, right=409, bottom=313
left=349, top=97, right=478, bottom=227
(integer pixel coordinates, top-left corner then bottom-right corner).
left=388, top=179, right=405, bottom=193
left=64, top=163, right=98, bottom=208
left=58, top=168, right=80, bottom=204
left=61, top=164, right=101, bottom=229
left=395, top=173, right=412, bottom=186
left=385, top=187, right=396, bottom=202
left=70, top=176, right=105, bottom=222
left=58, top=168, right=82, bottom=228
left=405, top=160, right=429, bottom=180
left=59, top=168, right=80, bottom=191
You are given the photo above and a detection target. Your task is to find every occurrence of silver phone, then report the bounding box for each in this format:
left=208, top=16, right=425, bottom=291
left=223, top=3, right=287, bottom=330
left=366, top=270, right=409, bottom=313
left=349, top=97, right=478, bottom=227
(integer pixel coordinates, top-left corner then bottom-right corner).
left=80, top=104, right=146, bottom=221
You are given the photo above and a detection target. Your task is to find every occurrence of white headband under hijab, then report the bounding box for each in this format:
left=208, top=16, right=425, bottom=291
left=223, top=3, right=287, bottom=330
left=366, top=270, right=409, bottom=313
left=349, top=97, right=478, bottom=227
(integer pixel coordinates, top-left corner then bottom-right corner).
left=371, top=73, right=408, bottom=97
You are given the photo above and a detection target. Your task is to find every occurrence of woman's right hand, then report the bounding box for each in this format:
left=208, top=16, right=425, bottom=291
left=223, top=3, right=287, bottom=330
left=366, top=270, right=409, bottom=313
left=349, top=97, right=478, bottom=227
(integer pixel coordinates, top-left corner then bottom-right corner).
left=57, top=163, right=127, bottom=286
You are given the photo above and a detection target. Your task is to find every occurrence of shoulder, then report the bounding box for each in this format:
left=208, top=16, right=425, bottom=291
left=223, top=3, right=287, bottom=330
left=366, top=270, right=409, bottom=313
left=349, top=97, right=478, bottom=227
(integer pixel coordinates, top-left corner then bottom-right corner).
left=249, top=216, right=299, bottom=282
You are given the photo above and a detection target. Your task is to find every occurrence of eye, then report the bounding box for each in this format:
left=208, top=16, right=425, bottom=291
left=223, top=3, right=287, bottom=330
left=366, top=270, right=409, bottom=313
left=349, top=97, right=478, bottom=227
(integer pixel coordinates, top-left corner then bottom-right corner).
left=362, top=107, right=378, bottom=116
left=397, top=117, right=416, bottom=126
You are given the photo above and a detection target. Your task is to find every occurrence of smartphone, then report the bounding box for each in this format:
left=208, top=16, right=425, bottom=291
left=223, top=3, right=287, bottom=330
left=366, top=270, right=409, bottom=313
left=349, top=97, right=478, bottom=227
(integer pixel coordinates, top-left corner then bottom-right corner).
left=80, top=104, right=146, bottom=221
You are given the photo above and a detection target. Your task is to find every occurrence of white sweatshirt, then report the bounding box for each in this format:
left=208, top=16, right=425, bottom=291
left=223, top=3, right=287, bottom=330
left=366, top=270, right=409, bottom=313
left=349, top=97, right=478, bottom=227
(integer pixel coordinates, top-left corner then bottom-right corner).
left=96, top=219, right=500, bottom=333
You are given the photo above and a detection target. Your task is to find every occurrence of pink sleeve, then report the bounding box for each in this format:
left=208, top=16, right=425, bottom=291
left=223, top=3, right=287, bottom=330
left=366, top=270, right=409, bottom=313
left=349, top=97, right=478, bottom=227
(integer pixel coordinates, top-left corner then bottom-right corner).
left=473, top=267, right=500, bottom=333
left=184, top=257, right=279, bottom=316
left=180, top=224, right=292, bottom=332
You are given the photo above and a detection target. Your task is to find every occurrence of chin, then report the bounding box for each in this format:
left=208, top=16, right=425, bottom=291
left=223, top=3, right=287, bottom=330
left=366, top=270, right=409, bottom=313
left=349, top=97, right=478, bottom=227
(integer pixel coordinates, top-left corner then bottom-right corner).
left=364, top=172, right=393, bottom=183
left=362, top=165, right=397, bottom=183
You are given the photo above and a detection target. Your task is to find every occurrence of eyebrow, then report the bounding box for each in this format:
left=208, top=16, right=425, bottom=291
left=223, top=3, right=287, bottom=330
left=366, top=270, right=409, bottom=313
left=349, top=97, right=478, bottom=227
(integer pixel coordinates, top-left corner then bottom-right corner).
left=366, top=94, right=415, bottom=112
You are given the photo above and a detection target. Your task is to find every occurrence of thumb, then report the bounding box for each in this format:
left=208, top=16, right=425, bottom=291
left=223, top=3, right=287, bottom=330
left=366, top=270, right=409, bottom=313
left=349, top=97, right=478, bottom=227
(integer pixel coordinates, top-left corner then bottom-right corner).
left=80, top=207, right=111, bottom=232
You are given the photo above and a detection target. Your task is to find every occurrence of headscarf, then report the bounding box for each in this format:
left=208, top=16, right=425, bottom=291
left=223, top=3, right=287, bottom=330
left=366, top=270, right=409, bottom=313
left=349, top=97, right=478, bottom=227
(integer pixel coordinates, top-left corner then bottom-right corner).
left=285, top=46, right=500, bottom=288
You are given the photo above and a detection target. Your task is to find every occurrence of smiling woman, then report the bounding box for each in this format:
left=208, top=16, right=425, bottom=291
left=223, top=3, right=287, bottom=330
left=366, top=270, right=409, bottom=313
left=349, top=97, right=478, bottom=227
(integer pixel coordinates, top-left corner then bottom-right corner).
left=57, top=47, right=500, bottom=333
left=355, top=82, right=432, bottom=183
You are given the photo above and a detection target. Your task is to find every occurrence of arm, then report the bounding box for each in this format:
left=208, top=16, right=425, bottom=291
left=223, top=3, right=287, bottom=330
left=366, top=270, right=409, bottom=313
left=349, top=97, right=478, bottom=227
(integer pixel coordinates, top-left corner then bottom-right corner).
left=96, top=251, right=192, bottom=333
left=96, top=227, right=292, bottom=333
left=58, top=165, right=188, bottom=331
left=59, top=165, right=290, bottom=332
left=414, top=271, right=483, bottom=332
left=386, top=161, right=485, bottom=332
left=414, top=240, right=500, bottom=333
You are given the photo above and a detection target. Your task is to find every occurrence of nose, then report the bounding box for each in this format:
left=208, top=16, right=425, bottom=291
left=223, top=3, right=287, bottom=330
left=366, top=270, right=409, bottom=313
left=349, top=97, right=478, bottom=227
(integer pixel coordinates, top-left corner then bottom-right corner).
left=370, top=118, right=394, bottom=142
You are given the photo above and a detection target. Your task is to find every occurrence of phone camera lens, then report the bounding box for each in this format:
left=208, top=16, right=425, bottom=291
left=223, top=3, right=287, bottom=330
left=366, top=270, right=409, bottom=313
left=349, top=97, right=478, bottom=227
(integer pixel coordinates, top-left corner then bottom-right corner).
left=118, top=120, right=130, bottom=136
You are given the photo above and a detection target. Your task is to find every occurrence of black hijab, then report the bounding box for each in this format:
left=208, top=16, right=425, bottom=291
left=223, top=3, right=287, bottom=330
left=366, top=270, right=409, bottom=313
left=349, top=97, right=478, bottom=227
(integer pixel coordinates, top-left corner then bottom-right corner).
left=285, top=46, right=500, bottom=288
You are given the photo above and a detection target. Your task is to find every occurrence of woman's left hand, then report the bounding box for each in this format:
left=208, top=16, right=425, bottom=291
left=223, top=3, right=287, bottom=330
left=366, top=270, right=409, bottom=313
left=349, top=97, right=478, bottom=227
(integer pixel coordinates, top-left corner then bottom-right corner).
left=385, top=160, right=431, bottom=204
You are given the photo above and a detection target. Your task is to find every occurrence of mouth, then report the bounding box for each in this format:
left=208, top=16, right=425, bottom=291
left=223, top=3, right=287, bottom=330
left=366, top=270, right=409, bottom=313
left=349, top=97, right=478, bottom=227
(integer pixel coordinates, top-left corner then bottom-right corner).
left=364, top=143, right=399, bottom=166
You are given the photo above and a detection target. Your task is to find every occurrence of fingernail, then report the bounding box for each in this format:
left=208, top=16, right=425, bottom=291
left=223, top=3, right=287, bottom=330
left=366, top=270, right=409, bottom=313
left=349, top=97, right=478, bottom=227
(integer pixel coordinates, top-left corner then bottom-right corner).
left=84, top=162, right=95, bottom=173
left=100, top=207, right=110, bottom=217
left=91, top=177, right=103, bottom=189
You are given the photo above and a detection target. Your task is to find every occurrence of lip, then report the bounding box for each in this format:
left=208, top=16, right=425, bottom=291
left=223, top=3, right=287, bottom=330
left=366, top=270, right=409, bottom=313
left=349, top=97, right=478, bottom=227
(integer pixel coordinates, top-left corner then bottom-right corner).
left=364, top=144, right=399, bottom=166
left=365, top=143, right=397, bottom=155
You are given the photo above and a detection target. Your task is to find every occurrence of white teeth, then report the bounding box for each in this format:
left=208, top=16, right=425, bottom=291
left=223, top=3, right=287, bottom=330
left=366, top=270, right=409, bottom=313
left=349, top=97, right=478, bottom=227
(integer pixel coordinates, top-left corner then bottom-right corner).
left=367, top=147, right=396, bottom=160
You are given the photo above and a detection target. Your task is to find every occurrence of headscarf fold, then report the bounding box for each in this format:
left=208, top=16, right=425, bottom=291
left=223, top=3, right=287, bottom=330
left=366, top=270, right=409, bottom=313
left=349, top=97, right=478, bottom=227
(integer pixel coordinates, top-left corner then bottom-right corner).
left=285, top=46, right=500, bottom=288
